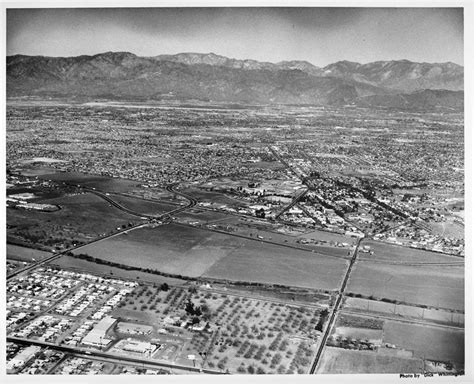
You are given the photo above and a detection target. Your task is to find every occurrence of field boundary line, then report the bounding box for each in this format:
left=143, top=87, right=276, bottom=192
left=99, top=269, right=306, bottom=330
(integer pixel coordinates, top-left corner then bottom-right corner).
left=173, top=221, right=351, bottom=261
left=340, top=308, right=464, bottom=330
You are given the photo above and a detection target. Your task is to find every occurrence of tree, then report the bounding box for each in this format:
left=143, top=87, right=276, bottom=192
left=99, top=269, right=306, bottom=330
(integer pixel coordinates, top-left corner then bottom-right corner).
left=255, top=208, right=266, bottom=218
left=160, top=283, right=169, bottom=291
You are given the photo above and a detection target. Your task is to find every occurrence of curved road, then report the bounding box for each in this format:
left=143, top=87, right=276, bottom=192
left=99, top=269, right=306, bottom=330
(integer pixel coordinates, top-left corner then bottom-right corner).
left=86, top=185, right=197, bottom=219
left=8, top=184, right=196, bottom=280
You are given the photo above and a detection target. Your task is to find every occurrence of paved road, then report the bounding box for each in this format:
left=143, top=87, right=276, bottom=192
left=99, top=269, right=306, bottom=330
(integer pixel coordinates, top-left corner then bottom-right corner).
left=275, top=188, right=308, bottom=219
left=165, top=184, right=198, bottom=208
left=87, top=186, right=196, bottom=218
left=6, top=222, right=147, bottom=281
left=8, top=336, right=221, bottom=374
left=7, top=181, right=199, bottom=280
left=308, top=237, right=363, bottom=374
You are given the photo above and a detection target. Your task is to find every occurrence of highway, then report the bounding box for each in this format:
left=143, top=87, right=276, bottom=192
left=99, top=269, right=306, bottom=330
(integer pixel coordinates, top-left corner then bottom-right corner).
left=86, top=189, right=156, bottom=218
left=8, top=336, right=222, bottom=374
left=308, top=236, right=363, bottom=374
left=274, top=188, right=308, bottom=219
left=6, top=221, right=148, bottom=281
left=165, top=183, right=198, bottom=209
left=8, top=182, right=198, bottom=278
left=86, top=185, right=197, bottom=219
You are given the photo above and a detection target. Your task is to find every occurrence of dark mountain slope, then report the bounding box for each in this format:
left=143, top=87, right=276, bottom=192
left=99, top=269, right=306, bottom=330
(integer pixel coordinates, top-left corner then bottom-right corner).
left=7, top=53, right=362, bottom=105
left=7, top=52, right=463, bottom=109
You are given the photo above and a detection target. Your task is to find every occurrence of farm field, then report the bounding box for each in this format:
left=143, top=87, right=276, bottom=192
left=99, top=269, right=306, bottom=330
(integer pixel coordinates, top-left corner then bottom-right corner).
left=7, top=192, right=142, bottom=250
left=110, top=284, right=322, bottom=374
left=358, top=240, right=464, bottom=263
left=343, top=297, right=465, bottom=325
left=7, top=244, right=51, bottom=262
left=203, top=241, right=347, bottom=290
left=382, top=321, right=464, bottom=365
left=72, top=223, right=242, bottom=277
left=72, top=222, right=347, bottom=290
left=317, top=346, right=423, bottom=374
left=347, top=261, right=464, bottom=311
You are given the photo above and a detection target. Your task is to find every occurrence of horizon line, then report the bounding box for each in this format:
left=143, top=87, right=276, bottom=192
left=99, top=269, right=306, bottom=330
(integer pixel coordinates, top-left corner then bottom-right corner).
left=6, top=50, right=464, bottom=68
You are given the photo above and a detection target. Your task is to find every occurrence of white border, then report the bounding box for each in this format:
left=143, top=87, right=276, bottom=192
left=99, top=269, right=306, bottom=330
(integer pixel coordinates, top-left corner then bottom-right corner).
left=1, top=1, right=472, bottom=384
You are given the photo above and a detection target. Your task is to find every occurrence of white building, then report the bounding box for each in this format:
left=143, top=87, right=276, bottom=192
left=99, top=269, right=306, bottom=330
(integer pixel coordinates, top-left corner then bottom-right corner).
left=81, top=316, right=116, bottom=348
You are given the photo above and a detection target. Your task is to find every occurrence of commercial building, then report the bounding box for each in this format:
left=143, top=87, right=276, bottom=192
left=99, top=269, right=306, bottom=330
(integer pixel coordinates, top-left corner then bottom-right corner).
left=81, top=316, right=117, bottom=348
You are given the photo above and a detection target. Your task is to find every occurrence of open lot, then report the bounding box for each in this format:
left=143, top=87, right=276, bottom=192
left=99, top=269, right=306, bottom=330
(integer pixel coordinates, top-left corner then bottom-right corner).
left=428, top=220, right=464, bottom=240
left=7, top=192, right=141, bottom=249
left=181, top=187, right=250, bottom=208
left=347, top=261, right=464, bottom=311
left=333, top=326, right=383, bottom=342
left=317, top=346, right=423, bottom=374
left=110, top=194, right=181, bottom=215
left=383, top=321, right=464, bottom=365
left=175, top=208, right=231, bottom=223
left=7, top=244, right=51, bottom=262
left=38, top=171, right=140, bottom=193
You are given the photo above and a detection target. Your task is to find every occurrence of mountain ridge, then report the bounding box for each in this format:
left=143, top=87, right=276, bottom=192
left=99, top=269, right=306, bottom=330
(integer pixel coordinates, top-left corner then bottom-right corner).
left=7, top=51, right=464, bottom=109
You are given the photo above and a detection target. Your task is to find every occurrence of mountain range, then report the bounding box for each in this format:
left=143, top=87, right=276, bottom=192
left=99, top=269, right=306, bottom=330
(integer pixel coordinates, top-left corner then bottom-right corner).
left=7, top=52, right=464, bottom=109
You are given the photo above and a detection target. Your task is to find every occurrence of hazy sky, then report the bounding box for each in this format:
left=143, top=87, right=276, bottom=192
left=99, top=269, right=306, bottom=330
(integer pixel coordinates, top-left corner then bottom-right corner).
left=7, top=7, right=464, bottom=66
